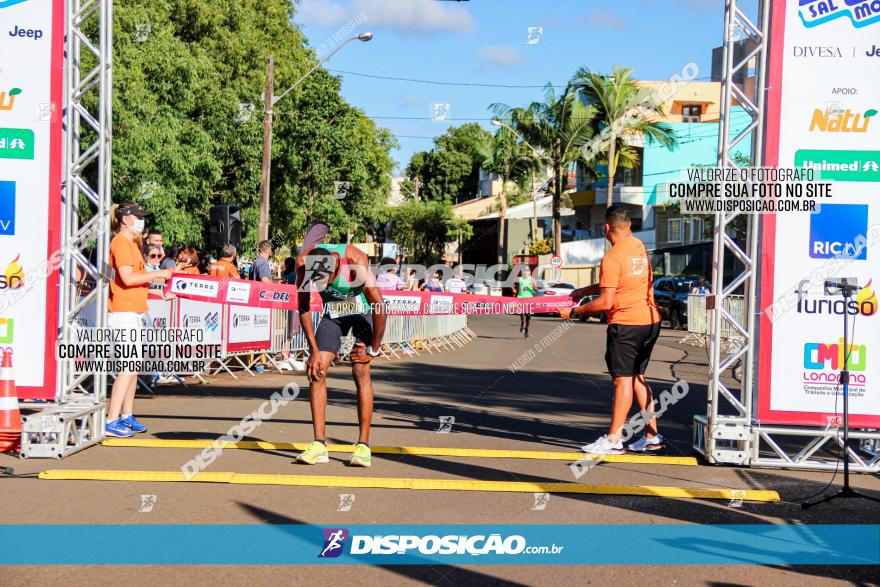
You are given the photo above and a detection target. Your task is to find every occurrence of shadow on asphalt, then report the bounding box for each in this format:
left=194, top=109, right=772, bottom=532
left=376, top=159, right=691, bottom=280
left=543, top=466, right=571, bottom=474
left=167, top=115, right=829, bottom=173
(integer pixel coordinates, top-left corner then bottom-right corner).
left=144, top=364, right=705, bottom=453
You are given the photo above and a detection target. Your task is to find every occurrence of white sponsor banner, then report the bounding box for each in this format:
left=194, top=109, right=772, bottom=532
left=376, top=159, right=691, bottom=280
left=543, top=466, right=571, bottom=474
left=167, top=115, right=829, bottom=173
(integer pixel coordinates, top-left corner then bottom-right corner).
left=0, top=0, right=63, bottom=398
left=170, top=276, right=220, bottom=299
left=228, top=305, right=271, bottom=348
left=759, top=1, right=880, bottom=426
left=177, top=298, right=223, bottom=346
left=147, top=298, right=172, bottom=329
left=225, top=281, right=251, bottom=304
left=428, top=295, right=453, bottom=315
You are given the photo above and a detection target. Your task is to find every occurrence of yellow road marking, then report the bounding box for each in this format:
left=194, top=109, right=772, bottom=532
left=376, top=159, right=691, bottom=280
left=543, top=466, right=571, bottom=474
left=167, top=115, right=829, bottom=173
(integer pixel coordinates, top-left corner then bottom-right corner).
left=101, top=438, right=698, bottom=466
left=38, top=469, right=779, bottom=502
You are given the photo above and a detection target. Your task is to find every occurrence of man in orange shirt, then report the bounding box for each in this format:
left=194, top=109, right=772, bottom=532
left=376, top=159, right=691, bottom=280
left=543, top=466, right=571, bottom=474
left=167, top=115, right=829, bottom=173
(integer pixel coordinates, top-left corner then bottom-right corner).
left=560, top=204, right=663, bottom=455
left=209, top=243, right=240, bottom=279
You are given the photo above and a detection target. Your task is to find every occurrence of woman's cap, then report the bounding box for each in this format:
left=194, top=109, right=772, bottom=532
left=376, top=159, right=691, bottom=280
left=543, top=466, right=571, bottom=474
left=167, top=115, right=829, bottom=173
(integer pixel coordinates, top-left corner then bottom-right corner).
left=116, top=203, right=152, bottom=219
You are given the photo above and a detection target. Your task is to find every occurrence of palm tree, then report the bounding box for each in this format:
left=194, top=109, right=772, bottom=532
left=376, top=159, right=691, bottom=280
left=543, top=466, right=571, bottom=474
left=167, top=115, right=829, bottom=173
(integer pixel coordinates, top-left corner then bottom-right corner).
left=572, top=66, right=677, bottom=219
left=491, top=83, right=595, bottom=256
left=465, top=127, right=542, bottom=264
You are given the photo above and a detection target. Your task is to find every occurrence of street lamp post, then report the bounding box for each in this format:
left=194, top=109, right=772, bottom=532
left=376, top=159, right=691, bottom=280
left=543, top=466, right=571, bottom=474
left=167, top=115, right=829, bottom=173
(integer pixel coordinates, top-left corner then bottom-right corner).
left=257, top=32, right=374, bottom=242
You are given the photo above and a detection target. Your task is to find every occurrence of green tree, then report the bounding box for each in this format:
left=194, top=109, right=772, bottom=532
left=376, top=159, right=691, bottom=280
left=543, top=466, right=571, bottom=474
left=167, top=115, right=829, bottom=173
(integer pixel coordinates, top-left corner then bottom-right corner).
left=389, top=200, right=472, bottom=264
left=465, top=127, right=543, bottom=264
left=271, top=69, right=396, bottom=246
left=492, top=85, right=595, bottom=256
left=572, top=66, right=677, bottom=223
left=110, top=0, right=394, bottom=254
left=404, top=123, right=491, bottom=203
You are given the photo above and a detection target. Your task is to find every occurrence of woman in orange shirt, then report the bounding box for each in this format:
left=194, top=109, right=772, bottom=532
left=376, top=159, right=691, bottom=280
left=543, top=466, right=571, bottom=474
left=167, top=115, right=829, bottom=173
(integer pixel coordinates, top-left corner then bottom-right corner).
left=177, top=247, right=201, bottom=275
left=105, top=202, right=177, bottom=438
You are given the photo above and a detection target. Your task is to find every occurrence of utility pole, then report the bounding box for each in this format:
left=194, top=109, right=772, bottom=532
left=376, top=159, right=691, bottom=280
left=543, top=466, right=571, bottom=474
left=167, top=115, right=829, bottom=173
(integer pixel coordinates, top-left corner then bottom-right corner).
left=258, top=56, right=274, bottom=243
left=412, top=177, right=421, bottom=201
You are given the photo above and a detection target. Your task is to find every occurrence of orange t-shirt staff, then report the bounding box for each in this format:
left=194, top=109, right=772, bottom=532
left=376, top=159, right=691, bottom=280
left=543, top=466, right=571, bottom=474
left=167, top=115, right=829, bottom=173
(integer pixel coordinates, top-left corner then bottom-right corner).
left=208, top=243, right=241, bottom=279
left=560, top=204, right=664, bottom=457
left=105, top=202, right=178, bottom=439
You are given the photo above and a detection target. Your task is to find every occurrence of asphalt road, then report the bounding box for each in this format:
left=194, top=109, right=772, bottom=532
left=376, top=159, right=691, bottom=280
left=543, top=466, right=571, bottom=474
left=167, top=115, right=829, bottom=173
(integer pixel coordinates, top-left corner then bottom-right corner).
left=1, top=314, right=879, bottom=585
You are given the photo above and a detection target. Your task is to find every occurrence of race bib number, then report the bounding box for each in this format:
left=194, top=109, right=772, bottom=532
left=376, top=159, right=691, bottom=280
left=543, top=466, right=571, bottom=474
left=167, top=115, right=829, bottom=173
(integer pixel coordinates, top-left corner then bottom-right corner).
left=325, top=297, right=365, bottom=319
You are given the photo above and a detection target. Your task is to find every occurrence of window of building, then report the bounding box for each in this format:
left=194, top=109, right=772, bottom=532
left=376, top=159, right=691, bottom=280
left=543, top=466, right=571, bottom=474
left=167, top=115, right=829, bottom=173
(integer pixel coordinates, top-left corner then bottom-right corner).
left=682, top=104, right=702, bottom=123
left=613, top=147, right=644, bottom=187
left=668, top=218, right=683, bottom=243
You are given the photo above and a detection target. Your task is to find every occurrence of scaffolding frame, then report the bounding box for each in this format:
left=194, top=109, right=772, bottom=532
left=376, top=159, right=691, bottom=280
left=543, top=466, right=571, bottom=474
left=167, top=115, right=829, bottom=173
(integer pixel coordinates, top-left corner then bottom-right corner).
left=20, top=0, right=112, bottom=458
left=694, top=0, right=880, bottom=473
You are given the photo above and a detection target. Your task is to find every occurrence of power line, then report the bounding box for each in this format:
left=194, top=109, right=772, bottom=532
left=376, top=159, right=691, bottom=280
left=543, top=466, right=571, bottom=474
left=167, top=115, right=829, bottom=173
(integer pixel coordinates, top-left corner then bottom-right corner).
left=329, top=68, right=714, bottom=89
left=329, top=69, right=559, bottom=88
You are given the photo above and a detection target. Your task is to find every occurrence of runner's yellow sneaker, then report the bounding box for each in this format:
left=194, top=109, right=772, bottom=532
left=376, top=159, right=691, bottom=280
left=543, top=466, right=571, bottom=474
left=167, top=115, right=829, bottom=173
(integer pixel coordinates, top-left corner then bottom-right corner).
left=348, top=443, right=371, bottom=467
left=297, top=440, right=329, bottom=464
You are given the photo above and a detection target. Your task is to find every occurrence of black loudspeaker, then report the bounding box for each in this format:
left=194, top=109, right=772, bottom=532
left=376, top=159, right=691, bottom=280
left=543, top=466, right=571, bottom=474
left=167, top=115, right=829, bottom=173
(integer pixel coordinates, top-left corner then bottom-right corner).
left=207, top=204, right=241, bottom=249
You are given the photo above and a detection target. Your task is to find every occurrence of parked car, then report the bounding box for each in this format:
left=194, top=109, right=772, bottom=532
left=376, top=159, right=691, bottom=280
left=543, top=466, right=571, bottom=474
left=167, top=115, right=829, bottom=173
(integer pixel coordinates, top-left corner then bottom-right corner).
left=652, top=276, right=707, bottom=329
left=534, top=281, right=577, bottom=315
left=535, top=280, right=576, bottom=297
left=575, top=295, right=606, bottom=323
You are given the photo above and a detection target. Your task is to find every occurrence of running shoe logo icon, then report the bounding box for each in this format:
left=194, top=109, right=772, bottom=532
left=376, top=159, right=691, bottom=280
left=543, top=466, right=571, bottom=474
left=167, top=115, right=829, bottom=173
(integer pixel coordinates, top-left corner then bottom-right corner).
left=319, top=528, right=349, bottom=558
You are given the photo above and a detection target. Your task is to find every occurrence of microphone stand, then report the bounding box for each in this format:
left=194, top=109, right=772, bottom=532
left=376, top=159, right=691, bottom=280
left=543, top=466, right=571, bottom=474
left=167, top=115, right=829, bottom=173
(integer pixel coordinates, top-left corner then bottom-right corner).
left=803, top=284, right=880, bottom=508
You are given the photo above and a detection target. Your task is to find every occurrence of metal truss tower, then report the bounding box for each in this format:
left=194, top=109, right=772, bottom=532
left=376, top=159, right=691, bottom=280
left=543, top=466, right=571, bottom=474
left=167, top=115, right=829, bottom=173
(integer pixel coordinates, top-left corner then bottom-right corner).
left=20, top=0, right=113, bottom=458
left=695, top=0, right=879, bottom=473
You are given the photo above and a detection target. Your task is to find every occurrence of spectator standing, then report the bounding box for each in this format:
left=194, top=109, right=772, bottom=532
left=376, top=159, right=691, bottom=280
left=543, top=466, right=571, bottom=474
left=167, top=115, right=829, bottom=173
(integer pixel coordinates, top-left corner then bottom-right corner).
left=209, top=244, right=241, bottom=279
left=421, top=271, right=444, bottom=292
left=405, top=269, right=419, bottom=291
left=691, top=278, right=710, bottom=295
left=375, top=257, right=405, bottom=291
left=105, top=202, right=177, bottom=438
left=143, top=243, right=163, bottom=272
left=282, top=257, right=297, bottom=285
left=160, top=242, right=184, bottom=271
left=444, top=267, right=468, bottom=294
left=250, top=240, right=273, bottom=282
left=145, top=230, right=164, bottom=260
left=177, top=247, right=200, bottom=275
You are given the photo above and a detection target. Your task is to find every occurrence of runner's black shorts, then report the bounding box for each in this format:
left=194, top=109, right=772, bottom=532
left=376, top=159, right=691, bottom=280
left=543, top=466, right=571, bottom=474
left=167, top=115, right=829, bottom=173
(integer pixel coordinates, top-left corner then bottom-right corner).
left=605, top=321, right=661, bottom=378
left=315, top=313, right=373, bottom=355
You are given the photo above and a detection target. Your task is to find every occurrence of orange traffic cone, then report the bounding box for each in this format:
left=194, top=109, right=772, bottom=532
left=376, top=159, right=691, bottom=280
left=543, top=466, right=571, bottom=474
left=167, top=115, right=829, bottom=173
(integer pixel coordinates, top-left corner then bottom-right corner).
left=0, top=347, right=21, bottom=452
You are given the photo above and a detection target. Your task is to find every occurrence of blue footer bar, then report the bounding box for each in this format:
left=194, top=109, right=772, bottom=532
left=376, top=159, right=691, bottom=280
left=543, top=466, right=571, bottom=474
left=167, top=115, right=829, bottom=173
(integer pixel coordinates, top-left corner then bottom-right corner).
left=0, top=524, right=877, bottom=565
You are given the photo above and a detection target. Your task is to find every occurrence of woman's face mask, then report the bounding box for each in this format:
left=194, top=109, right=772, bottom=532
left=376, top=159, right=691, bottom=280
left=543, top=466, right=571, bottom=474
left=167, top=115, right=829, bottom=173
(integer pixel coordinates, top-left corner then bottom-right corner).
left=131, top=217, right=145, bottom=234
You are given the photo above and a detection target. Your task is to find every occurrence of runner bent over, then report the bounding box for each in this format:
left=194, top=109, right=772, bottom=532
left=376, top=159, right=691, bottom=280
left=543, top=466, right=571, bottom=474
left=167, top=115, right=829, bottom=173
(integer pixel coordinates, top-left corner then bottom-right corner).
left=295, top=243, right=386, bottom=467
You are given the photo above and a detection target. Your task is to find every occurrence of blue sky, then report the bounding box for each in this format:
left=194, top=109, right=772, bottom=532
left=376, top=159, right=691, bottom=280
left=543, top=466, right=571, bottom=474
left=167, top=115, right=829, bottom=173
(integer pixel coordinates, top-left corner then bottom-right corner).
left=292, top=0, right=755, bottom=172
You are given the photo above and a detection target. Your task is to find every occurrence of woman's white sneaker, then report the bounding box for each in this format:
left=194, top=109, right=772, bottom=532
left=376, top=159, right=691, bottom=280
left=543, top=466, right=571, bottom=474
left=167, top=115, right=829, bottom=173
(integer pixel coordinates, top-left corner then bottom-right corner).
left=627, top=434, right=665, bottom=453
left=581, top=435, right=624, bottom=455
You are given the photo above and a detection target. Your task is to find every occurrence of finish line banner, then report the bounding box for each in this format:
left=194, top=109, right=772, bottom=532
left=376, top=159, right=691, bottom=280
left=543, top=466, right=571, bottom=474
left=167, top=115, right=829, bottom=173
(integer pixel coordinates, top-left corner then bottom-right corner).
left=0, top=524, right=876, bottom=565
left=166, top=275, right=575, bottom=316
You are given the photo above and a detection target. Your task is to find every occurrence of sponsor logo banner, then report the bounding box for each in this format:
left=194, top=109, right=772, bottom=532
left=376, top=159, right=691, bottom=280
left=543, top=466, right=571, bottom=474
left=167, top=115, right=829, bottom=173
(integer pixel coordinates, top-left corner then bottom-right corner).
left=0, top=128, right=34, bottom=159
left=799, top=0, right=880, bottom=29
left=795, top=149, right=880, bottom=181
left=808, top=203, right=869, bottom=259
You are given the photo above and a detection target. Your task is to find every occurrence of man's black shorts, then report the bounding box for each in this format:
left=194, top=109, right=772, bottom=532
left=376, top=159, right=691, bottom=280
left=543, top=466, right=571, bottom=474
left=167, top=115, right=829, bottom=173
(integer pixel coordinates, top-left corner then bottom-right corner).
left=605, top=322, right=661, bottom=378
left=314, top=313, right=373, bottom=355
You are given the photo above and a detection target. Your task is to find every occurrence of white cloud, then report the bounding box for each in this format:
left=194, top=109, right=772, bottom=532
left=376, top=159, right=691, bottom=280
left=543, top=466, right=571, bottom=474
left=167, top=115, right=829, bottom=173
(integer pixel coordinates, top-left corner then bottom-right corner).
left=297, top=0, right=475, bottom=35
left=478, top=45, right=528, bottom=69
left=297, top=0, right=351, bottom=27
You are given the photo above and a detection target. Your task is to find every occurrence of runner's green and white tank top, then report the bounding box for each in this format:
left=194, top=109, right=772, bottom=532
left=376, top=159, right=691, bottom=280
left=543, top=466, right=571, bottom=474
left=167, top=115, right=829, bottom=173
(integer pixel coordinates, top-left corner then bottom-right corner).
left=516, top=276, right=535, bottom=298
left=315, top=244, right=368, bottom=318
